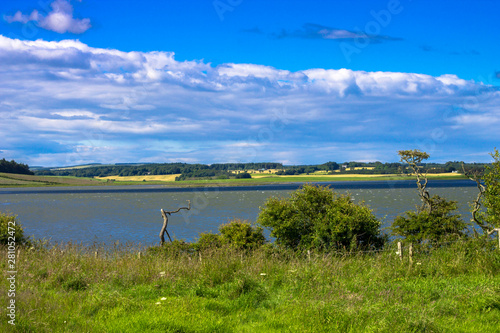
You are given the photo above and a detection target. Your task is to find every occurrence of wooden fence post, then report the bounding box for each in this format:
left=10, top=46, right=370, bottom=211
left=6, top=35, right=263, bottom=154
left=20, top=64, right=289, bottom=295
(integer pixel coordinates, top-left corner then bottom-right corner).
left=397, top=242, right=402, bottom=261
left=409, top=243, right=413, bottom=264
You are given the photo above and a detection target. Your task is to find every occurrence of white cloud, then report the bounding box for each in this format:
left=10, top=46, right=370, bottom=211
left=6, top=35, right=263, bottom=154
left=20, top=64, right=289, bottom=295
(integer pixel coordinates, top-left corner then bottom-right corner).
left=0, top=35, right=498, bottom=166
left=4, top=0, right=91, bottom=34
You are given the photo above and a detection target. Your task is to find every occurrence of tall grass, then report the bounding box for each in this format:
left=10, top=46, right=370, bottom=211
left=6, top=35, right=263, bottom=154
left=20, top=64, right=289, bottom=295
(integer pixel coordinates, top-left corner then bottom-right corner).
left=1, top=239, right=499, bottom=332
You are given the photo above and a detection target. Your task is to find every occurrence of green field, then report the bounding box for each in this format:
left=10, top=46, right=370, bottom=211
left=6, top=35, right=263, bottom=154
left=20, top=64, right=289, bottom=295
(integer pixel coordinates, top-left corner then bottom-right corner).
left=0, top=172, right=466, bottom=188
left=1, top=240, right=499, bottom=332
left=0, top=173, right=106, bottom=187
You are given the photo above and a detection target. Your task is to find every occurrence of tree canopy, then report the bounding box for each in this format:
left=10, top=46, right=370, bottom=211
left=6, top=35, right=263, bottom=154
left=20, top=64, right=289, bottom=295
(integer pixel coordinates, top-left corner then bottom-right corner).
left=0, top=158, right=33, bottom=175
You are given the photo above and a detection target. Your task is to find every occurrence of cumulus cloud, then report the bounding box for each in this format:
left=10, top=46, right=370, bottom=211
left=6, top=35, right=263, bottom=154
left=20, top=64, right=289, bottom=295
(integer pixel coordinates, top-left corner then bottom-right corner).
left=4, top=0, right=91, bottom=34
left=0, top=35, right=498, bottom=166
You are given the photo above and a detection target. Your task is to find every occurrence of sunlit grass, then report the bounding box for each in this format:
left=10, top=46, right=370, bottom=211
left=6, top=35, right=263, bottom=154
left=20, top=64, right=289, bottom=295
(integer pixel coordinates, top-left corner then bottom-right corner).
left=1, top=239, right=499, bottom=332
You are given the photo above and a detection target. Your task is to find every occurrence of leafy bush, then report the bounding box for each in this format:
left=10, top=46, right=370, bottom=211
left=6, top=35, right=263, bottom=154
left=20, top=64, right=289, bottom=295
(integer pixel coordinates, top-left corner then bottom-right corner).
left=234, top=172, right=251, bottom=179
left=218, top=219, right=265, bottom=250
left=0, top=212, right=30, bottom=246
left=147, top=239, right=195, bottom=257
left=391, top=195, right=469, bottom=244
left=257, top=184, right=385, bottom=251
left=196, top=232, right=223, bottom=251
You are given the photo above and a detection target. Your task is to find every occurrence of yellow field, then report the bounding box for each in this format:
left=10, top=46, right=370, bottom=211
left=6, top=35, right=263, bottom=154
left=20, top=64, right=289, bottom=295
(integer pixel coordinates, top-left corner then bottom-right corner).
left=427, top=172, right=462, bottom=177
left=253, top=173, right=398, bottom=179
left=95, top=172, right=463, bottom=183
left=252, top=172, right=462, bottom=179
left=230, top=169, right=282, bottom=174
left=97, top=174, right=180, bottom=182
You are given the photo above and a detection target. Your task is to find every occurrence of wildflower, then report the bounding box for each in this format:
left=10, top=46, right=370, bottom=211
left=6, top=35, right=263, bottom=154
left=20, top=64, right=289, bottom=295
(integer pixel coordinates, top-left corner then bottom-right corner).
left=159, top=271, right=166, bottom=276
left=155, top=302, right=161, bottom=305
left=416, top=262, right=422, bottom=265
left=260, top=273, right=267, bottom=276
left=161, top=297, right=167, bottom=301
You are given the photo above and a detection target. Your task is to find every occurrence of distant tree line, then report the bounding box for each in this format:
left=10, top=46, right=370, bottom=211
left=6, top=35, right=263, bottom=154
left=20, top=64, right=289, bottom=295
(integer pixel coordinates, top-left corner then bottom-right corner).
left=35, top=162, right=274, bottom=180
left=34, top=160, right=489, bottom=180
left=0, top=158, right=33, bottom=175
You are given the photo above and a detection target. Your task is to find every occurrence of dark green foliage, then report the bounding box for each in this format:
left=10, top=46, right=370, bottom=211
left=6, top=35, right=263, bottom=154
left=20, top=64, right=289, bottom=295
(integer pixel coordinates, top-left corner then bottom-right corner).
left=0, top=212, right=30, bottom=246
left=218, top=219, right=265, bottom=250
left=0, top=158, right=33, bottom=175
left=147, top=239, right=195, bottom=257
left=483, top=148, right=500, bottom=227
left=257, top=184, right=385, bottom=251
left=196, top=232, right=223, bottom=250
left=234, top=172, right=251, bottom=179
left=392, top=195, right=469, bottom=244
left=63, top=276, right=88, bottom=291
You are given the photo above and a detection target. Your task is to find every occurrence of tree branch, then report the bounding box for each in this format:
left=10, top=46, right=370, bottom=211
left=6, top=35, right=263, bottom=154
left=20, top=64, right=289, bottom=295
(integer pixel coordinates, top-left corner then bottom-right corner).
left=159, top=200, right=191, bottom=245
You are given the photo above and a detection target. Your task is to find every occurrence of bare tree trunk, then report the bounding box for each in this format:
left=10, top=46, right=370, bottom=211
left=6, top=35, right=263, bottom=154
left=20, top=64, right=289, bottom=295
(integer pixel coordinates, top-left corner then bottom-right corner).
left=159, top=201, right=191, bottom=245
left=462, top=164, right=495, bottom=235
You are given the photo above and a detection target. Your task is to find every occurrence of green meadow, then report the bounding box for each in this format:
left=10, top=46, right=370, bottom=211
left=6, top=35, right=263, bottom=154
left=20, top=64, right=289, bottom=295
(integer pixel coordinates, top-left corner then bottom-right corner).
left=1, top=239, right=499, bottom=332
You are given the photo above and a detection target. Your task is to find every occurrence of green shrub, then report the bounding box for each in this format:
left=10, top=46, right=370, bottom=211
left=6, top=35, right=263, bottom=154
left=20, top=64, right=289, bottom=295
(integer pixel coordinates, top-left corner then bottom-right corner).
left=218, top=219, right=265, bottom=250
left=235, top=172, right=251, bottom=179
left=0, top=212, right=30, bottom=246
left=196, top=232, right=223, bottom=250
left=391, top=195, right=469, bottom=244
left=147, top=239, right=195, bottom=256
left=257, top=184, right=385, bottom=251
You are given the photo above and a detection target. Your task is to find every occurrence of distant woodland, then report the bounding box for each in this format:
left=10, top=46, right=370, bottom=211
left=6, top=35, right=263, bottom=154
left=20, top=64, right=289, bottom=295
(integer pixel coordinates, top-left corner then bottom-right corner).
left=0, top=158, right=34, bottom=175
left=32, top=160, right=488, bottom=180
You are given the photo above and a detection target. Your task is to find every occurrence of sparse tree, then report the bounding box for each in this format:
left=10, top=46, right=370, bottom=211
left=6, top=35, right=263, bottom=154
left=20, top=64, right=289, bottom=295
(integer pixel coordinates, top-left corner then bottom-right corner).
left=462, top=148, right=500, bottom=236
left=393, top=150, right=468, bottom=244
left=398, top=149, right=431, bottom=213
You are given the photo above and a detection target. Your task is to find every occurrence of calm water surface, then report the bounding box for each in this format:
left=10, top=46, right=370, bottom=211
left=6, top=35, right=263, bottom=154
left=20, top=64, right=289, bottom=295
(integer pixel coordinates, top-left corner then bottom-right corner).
left=0, top=180, right=478, bottom=245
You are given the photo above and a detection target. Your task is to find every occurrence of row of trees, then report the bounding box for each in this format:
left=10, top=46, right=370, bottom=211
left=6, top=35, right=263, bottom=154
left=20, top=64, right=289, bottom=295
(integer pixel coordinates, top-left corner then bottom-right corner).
left=35, top=162, right=277, bottom=179
left=34, top=159, right=489, bottom=180
left=0, top=158, right=33, bottom=175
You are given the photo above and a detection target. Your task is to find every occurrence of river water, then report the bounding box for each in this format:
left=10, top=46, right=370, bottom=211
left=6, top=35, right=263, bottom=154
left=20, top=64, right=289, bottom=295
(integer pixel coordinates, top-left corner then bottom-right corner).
left=0, top=180, right=479, bottom=246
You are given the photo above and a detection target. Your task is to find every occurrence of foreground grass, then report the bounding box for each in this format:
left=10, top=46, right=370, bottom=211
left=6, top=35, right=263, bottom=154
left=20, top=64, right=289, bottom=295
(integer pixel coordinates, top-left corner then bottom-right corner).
left=1, top=240, right=499, bottom=332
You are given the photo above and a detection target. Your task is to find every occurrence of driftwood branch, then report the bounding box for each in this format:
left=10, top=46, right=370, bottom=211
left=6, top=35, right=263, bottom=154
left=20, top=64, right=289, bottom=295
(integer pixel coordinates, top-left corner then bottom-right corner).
left=159, top=200, right=191, bottom=245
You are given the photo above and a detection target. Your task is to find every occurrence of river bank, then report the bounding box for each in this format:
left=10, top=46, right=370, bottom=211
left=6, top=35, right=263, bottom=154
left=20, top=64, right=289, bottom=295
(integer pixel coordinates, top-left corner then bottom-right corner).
left=0, top=171, right=466, bottom=188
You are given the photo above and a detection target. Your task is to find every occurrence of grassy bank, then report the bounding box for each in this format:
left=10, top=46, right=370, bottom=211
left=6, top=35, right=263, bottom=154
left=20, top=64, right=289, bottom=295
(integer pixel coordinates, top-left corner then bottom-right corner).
left=0, top=173, right=106, bottom=187
left=2, top=240, right=499, bottom=332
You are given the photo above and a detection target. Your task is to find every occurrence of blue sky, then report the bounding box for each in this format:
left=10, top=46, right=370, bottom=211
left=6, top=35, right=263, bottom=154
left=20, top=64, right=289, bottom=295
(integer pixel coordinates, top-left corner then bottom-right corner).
left=0, top=0, right=499, bottom=166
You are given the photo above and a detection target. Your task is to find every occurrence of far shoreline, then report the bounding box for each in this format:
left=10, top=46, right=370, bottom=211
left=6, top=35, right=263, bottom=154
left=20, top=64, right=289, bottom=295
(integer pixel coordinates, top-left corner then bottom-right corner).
left=0, top=172, right=469, bottom=189
left=0, top=177, right=477, bottom=194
